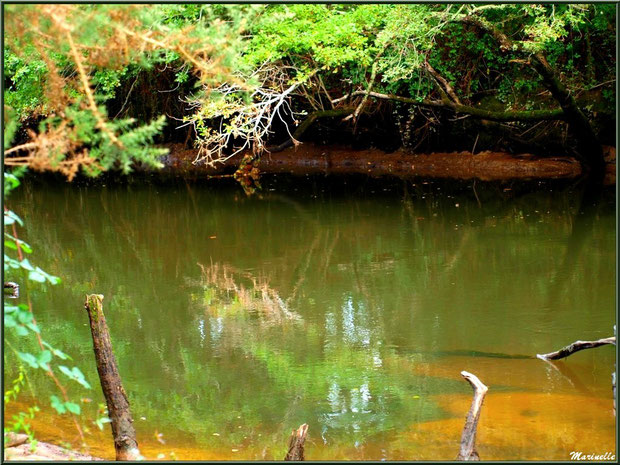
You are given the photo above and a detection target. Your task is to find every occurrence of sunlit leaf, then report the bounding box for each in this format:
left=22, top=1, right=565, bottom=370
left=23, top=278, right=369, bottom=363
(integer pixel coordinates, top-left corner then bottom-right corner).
left=28, top=270, right=46, bottom=283
left=17, top=352, right=38, bottom=368
left=50, top=395, right=66, bottom=414
left=36, top=350, right=52, bottom=369
left=65, top=402, right=81, bottom=415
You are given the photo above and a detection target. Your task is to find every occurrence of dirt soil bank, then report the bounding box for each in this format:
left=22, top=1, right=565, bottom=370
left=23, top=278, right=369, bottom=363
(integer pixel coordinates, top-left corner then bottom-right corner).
left=158, top=143, right=615, bottom=184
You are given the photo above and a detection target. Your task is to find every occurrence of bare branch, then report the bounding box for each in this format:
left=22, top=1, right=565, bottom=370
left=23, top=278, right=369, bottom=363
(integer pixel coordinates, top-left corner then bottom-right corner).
left=332, top=90, right=565, bottom=122
left=457, top=371, right=488, bottom=461
left=424, top=60, right=462, bottom=105
left=537, top=336, right=616, bottom=361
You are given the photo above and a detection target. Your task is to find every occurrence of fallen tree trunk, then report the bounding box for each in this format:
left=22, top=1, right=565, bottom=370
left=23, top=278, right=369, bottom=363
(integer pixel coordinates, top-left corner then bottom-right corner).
left=284, top=424, right=308, bottom=461
left=84, top=294, right=143, bottom=461
left=457, top=371, right=488, bottom=461
left=536, top=336, right=616, bottom=361
left=162, top=143, right=583, bottom=182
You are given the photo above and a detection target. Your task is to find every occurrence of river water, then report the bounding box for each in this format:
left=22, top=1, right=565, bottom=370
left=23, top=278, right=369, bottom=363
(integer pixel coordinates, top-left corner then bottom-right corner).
left=4, top=176, right=616, bottom=460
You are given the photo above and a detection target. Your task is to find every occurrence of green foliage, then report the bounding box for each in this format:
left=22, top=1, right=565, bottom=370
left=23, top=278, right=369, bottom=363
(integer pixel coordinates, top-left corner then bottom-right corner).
left=3, top=47, right=49, bottom=120
left=4, top=4, right=615, bottom=166
left=58, top=366, right=91, bottom=389
left=3, top=4, right=256, bottom=177
left=4, top=203, right=92, bottom=440
left=4, top=366, right=28, bottom=404
left=6, top=406, right=40, bottom=446
left=50, top=395, right=81, bottom=415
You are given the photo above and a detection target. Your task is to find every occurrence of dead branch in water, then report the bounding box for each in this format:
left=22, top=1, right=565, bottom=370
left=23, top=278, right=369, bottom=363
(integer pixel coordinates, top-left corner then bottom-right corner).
left=536, top=336, right=616, bottom=361
left=84, top=294, right=143, bottom=461
left=457, top=371, right=488, bottom=461
left=284, top=424, right=308, bottom=461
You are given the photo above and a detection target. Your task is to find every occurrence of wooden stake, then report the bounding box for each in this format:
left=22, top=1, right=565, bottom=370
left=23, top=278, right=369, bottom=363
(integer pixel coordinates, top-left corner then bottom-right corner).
left=84, top=294, right=143, bottom=461
left=284, top=424, right=308, bottom=461
left=536, top=337, right=616, bottom=361
left=457, top=371, right=488, bottom=461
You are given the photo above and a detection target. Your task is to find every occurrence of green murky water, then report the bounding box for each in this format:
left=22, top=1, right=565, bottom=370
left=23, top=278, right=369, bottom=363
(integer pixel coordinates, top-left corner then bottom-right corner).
left=5, top=177, right=616, bottom=460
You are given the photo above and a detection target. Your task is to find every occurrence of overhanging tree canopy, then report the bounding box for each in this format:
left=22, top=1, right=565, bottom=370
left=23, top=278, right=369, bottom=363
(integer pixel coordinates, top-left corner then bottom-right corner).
left=3, top=4, right=616, bottom=179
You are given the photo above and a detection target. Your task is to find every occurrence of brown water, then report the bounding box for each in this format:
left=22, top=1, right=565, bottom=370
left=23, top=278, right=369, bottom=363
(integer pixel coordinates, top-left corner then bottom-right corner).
left=4, top=177, right=616, bottom=460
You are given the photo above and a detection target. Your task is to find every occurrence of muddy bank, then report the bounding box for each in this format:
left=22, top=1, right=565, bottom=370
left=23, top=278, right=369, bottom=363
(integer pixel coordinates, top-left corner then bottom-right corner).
left=3, top=433, right=102, bottom=461
left=159, top=143, right=597, bottom=182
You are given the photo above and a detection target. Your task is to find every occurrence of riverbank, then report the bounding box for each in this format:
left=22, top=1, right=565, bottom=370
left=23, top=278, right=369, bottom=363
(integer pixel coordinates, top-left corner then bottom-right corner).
left=159, top=143, right=615, bottom=185
left=3, top=433, right=102, bottom=461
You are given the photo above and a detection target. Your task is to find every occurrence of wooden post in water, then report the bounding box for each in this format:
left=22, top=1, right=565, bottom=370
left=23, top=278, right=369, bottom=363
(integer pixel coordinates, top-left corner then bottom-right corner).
left=284, top=424, right=308, bottom=461
left=84, top=294, right=143, bottom=461
left=457, top=371, right=488, bottom=461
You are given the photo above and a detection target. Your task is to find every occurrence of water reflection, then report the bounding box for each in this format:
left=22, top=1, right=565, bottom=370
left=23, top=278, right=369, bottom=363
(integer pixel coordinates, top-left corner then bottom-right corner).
left=4, top=178, right=615, bottom=460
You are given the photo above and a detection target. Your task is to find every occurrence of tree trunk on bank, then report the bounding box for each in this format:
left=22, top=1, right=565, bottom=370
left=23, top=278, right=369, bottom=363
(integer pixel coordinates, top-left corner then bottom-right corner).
left=529, top=53, right=605, bottom=179
left=84, top=294, right=143, bottom=461
left=458, top=15, right=605, bottom=179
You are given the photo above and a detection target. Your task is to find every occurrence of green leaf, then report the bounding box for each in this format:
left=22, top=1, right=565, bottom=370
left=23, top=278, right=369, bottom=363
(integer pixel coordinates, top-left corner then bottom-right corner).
left=19, top=258, right=34, bottom=271
left=58, top=365, right=73, bottom=378
left=95, top=417, right=112, bottom=430
left=72, top=367, right=91, bottom=389
left=36, top=350, right=52, bottom=369
left=4, top=314, right=17, bottom=327
left=17, top=352, right=39, bottom=369
left=42, top=341, right=71, bottom=360
left=3, top=173, right=21, bottom=195
left=50, top=395, right=66, bottom=414
left=4, top=210, right=23, bottom=226
left=16, top=308, right=33, bottom=324
left=25, top=321, right=40, bottom=334
left=15, top=325, right=29, bottom=337
left=4, top=254, right=21, bottom=269
left=64, top=402, right=81, bottom=415
left=28, top=270, right=46, bottom=283
left=4, top=233, right=33, bottom=253
left=58, top=365, right=91, bottom=389
left=4, top=304, right=18, bottom=313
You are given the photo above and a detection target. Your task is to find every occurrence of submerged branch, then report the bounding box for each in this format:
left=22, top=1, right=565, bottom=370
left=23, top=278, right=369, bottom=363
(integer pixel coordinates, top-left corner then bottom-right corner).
left=457, top=371, right=488, bottom=461
left=537, top=337, right=616, bottom=361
